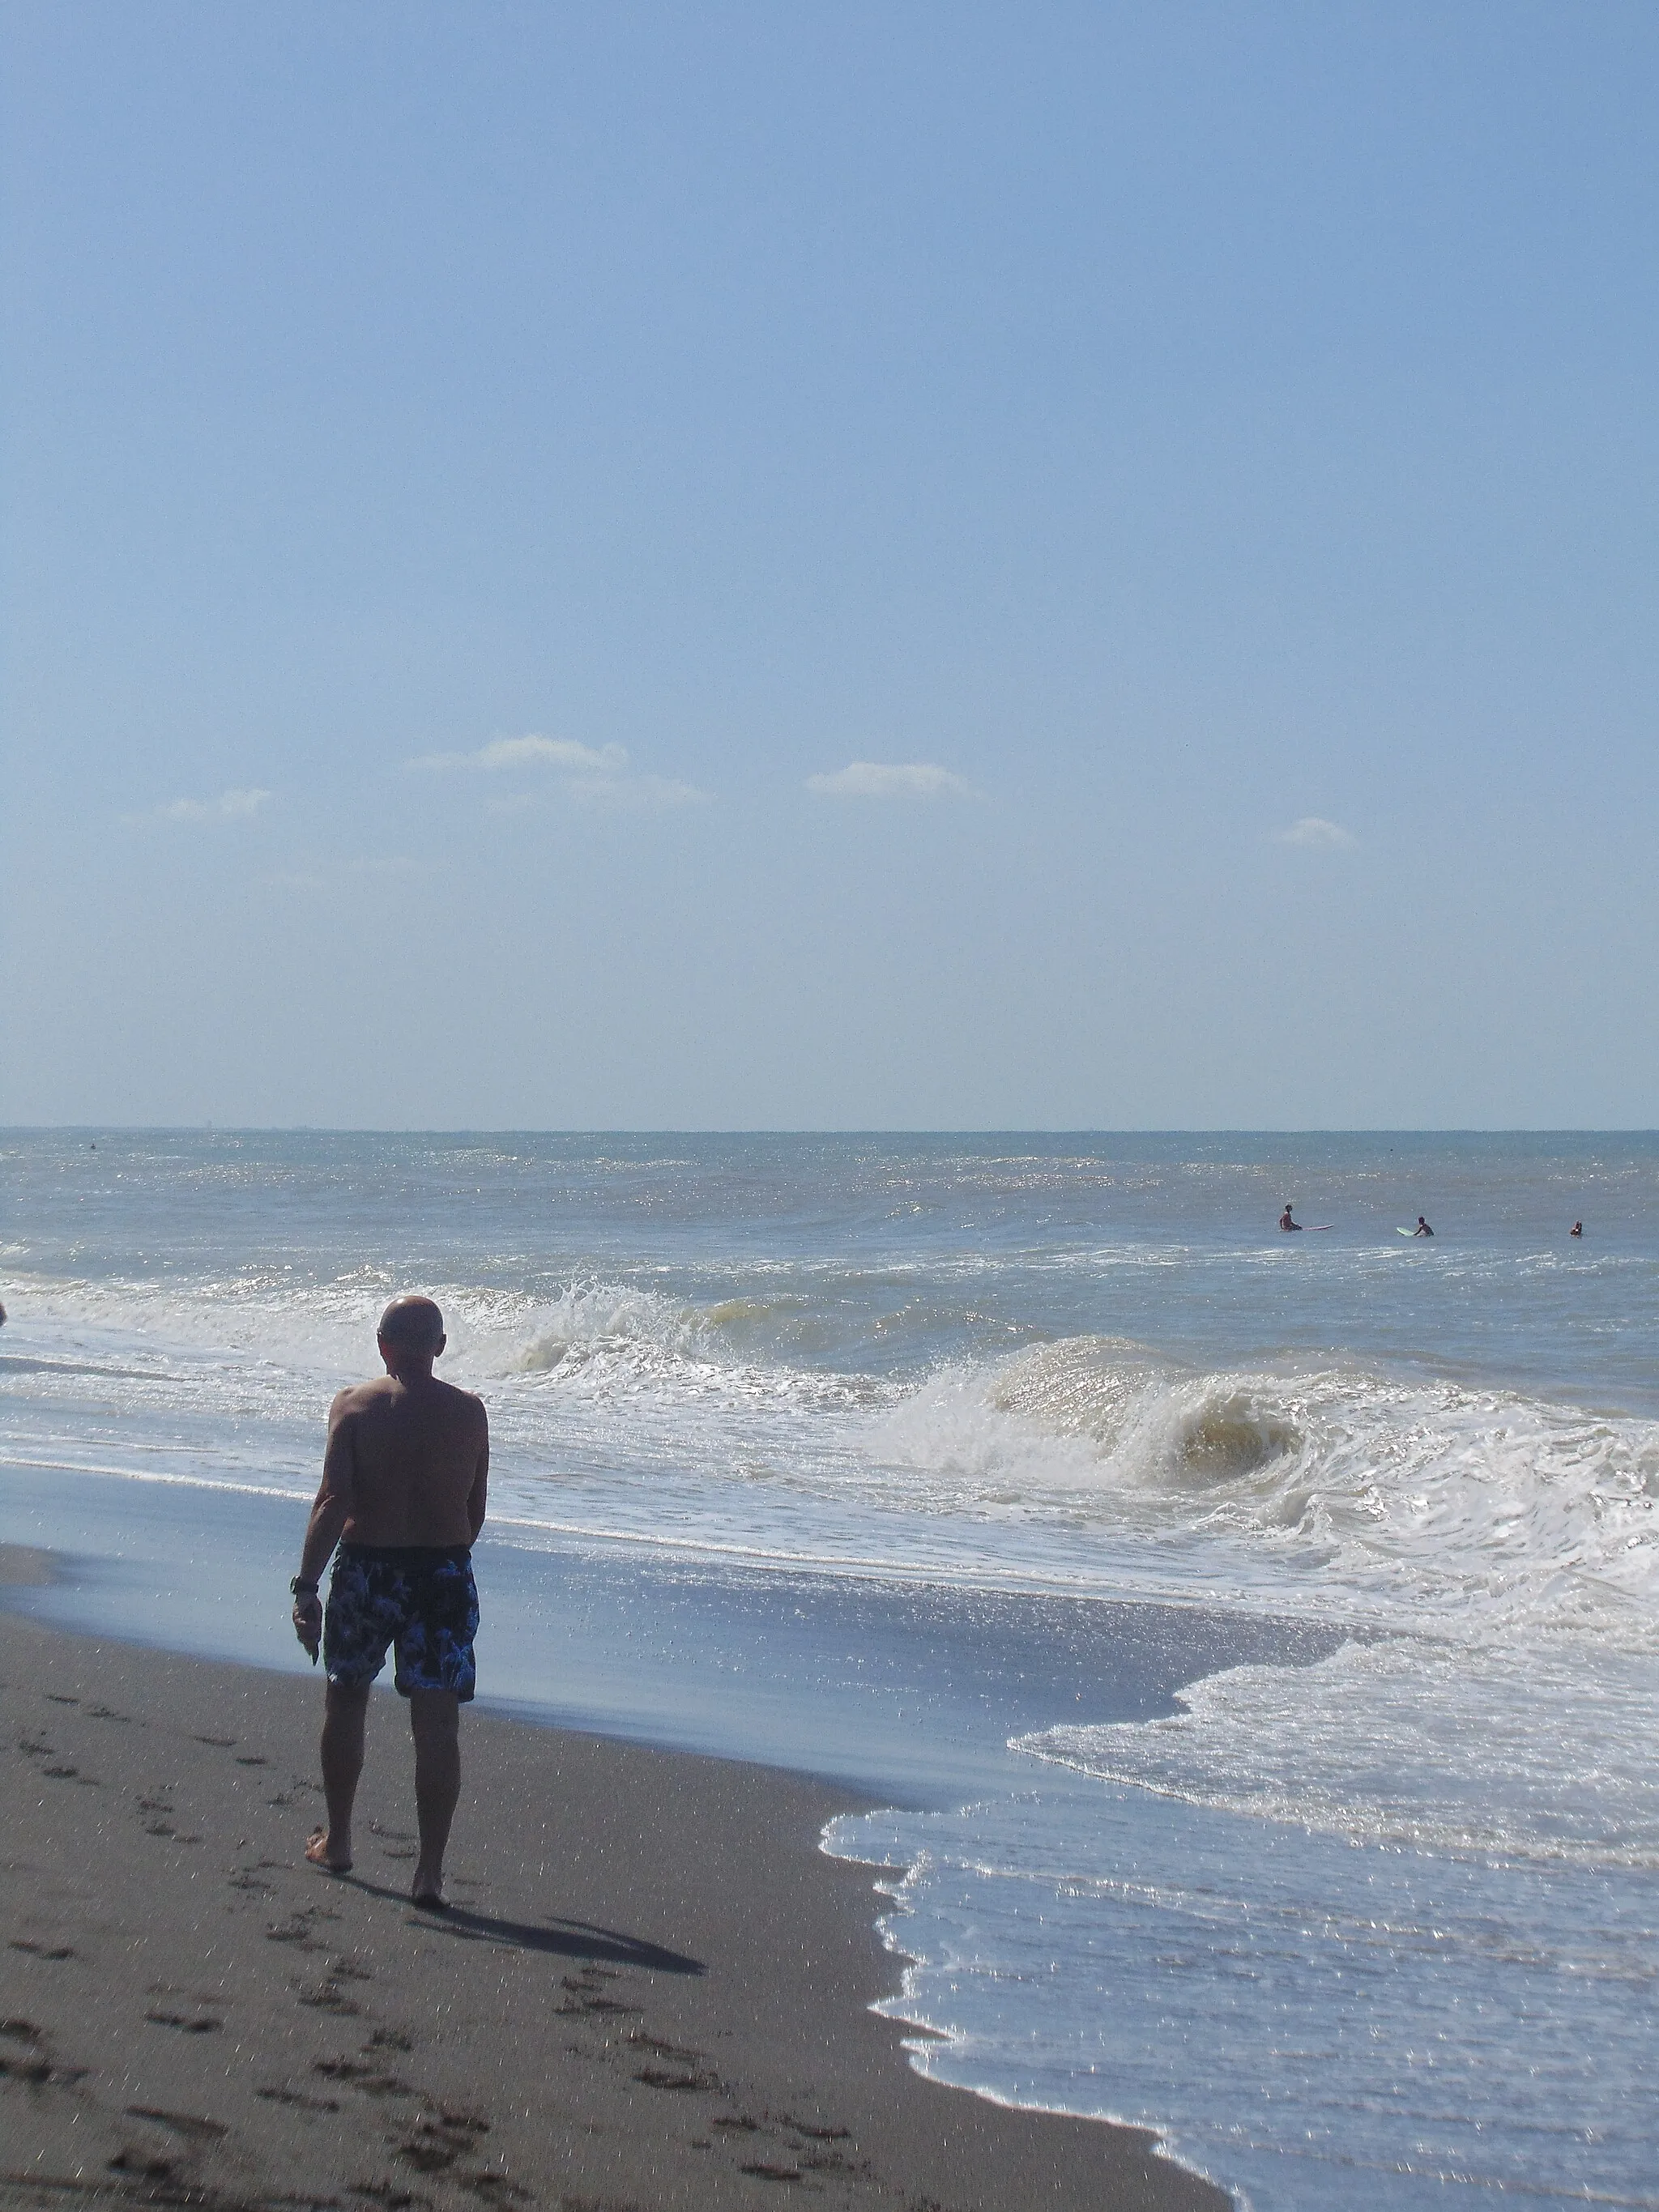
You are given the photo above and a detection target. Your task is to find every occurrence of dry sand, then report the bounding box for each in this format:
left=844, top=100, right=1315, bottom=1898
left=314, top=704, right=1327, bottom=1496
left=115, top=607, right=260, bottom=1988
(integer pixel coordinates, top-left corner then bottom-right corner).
left=2, top=1581, right=1224, bottom=2212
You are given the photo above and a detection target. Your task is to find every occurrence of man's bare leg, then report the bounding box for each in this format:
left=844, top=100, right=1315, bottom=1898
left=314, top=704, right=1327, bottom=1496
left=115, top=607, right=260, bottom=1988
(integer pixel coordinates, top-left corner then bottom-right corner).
left=408, top=1689, right=461, bottom=1907
left=306, top=1679, right=369, bottom=1873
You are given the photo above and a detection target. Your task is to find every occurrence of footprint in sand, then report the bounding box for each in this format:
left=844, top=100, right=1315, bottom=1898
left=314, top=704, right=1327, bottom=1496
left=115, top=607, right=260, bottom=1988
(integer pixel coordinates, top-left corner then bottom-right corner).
left=123, top=2105, right=229, bottom=2142
left=0, top=2019, right=53, bottom=2085
left=256, top=2083, right=341, bottom=2114
left=144, top=2010, right=222, bottom=2035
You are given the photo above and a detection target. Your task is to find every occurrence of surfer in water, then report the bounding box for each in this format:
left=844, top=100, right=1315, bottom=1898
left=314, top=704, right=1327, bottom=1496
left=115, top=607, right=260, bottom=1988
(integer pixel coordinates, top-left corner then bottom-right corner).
left=1413, top=1216, right=1435, bottom=1237
left=1571, top=1221, right=1584, bottom=1238
left=1279, top=1206, right=1303, bottom=1232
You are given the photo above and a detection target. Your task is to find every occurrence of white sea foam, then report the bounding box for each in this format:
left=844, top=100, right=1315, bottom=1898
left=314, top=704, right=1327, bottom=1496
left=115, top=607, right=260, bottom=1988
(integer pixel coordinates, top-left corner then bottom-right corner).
left=510, top=1281, right=700, bottom=1372
left=1021, top=1637, right=1659, bottom=1868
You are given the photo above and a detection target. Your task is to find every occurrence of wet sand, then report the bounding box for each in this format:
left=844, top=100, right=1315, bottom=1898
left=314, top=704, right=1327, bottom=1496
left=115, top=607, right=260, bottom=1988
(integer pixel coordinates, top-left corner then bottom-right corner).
left=2, top=1590, right=1225, bottom=2212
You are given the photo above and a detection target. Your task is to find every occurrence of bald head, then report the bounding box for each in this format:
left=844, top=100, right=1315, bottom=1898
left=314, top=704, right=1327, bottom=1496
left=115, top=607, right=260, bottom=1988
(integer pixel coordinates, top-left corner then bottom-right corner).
left=377, top=1296, right=446, bottom=1358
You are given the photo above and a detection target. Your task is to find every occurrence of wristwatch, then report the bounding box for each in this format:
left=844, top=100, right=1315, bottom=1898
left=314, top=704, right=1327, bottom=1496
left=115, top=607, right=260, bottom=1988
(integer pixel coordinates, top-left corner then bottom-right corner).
left=290, top=1576, right=319, bottom=1600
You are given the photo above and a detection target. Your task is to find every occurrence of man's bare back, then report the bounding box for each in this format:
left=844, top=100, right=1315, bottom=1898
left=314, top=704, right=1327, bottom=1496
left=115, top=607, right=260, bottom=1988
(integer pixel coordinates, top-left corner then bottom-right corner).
left=319, top=1370, right=488, bottom=1550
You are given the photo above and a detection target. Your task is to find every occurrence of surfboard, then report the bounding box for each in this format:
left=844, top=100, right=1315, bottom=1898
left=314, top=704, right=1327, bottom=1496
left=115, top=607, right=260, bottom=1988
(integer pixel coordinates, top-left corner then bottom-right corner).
left=1397, top=1226, right=1418, bottom=1237
left=1308, top=1225, right=1335, bottom=1231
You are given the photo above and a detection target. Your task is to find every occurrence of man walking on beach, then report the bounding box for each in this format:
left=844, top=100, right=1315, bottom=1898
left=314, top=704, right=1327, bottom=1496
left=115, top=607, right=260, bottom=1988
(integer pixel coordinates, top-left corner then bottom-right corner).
left=290, top=1296, right=488, bottom=1907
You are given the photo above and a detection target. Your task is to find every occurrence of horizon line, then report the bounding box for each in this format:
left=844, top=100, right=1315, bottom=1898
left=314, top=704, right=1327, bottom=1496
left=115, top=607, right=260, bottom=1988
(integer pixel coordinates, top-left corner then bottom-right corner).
left=5, top=1124, right=1656, bottom=1140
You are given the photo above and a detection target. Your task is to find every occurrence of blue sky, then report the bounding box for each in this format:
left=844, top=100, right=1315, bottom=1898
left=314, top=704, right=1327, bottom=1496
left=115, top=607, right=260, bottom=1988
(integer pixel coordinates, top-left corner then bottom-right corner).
left=3, top=1, right=1655, bottom=1127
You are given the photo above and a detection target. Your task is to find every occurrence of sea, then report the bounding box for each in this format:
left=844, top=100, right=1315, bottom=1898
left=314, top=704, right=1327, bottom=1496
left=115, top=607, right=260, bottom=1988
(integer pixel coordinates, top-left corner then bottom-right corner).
left=2, top=1129, right=1655, bottom=2210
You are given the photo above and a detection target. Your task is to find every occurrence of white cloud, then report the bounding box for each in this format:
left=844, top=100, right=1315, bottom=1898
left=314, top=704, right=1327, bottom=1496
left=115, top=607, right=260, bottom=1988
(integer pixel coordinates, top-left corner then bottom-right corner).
left=133, top=786, right=273, bottom=824
left=408, top=731, right=706, bottom=809
left=409, top=734, right=626, bottom=775
left=1276, top=816, right=1358, bottom=850
left=806, top=761, right=976, bottom=800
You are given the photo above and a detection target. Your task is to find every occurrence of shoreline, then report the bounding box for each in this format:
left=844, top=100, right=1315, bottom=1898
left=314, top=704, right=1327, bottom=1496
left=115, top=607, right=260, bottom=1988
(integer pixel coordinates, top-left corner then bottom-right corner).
left=0, top=1463, right=1341, bottom=1799
left=2, top=1567, right=1228, bottom=2211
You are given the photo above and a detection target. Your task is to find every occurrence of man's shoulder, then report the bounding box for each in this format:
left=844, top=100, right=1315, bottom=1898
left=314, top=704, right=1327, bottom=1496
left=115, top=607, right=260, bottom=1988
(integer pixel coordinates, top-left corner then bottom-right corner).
left=433, top=1378, right=488, bottom=1423
left=330, top=1376, right=399, bottom=1418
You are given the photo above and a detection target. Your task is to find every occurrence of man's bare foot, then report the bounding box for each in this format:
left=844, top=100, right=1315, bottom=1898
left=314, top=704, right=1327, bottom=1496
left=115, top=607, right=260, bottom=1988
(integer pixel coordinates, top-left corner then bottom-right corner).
left=411, top=1861, right=446, bottom=1909
left=305, top=1826, right=352, bottom=1874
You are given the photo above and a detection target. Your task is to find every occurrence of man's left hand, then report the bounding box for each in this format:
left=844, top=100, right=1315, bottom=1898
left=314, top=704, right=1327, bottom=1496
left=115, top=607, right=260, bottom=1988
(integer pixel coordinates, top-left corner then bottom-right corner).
left=292, top=1593, right=322, bottom=1662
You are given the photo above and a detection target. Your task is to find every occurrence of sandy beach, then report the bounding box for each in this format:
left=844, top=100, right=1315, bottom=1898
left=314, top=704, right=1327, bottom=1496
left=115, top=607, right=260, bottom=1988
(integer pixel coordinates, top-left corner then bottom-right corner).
left=2, top=1568, right=1222, bottom=2212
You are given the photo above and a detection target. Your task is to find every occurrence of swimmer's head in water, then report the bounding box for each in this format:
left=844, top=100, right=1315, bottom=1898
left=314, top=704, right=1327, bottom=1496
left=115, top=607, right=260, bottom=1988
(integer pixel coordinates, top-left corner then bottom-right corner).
left=377, top=1295, right=446, bottom=1355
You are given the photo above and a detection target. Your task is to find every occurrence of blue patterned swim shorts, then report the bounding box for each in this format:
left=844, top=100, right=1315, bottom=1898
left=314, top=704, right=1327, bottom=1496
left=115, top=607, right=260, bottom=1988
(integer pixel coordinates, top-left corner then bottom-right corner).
left=322, top=1544, right=480, bottom=1701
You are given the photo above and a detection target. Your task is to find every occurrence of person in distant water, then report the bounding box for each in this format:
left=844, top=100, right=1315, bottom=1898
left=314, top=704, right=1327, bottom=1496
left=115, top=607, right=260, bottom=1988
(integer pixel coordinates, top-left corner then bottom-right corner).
left=291, top=1296, right=488, bottom=1908
left=1279, top=1206, right=1303, bottom=1232
left=1571, top=1221, right=1584, bottom=1238
left=1413, top=1216, right=1434, bottom=1237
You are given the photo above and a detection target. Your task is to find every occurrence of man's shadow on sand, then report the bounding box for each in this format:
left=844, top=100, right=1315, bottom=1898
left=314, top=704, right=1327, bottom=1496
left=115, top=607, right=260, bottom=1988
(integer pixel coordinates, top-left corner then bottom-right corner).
left=335, top=1872, right=704, bottom=1975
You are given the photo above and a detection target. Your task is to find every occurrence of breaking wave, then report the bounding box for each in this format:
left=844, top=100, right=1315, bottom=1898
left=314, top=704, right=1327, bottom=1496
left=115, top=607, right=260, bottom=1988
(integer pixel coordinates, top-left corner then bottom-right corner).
left=866, top=1335, right=1659, bottom=1641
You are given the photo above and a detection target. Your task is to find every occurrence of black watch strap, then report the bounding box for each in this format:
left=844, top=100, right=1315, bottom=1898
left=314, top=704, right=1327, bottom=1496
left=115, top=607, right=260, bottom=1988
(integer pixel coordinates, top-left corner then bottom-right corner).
left=290, top=1576, right=319, bottom=1598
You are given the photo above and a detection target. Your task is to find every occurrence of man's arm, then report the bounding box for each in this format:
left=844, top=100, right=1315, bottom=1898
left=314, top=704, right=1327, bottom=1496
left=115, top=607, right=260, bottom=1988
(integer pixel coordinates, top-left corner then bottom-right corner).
left=466, top=1406, right=488, bottom=1543
left=292, top=1392, right=357, bottom=1659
